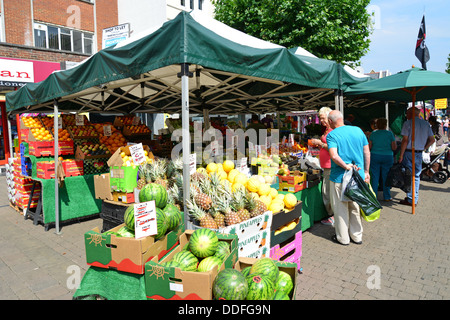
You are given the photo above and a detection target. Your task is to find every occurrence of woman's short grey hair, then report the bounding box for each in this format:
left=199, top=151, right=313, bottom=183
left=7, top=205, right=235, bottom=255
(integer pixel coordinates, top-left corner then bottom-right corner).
left=318, top=107, right=332, bottom=117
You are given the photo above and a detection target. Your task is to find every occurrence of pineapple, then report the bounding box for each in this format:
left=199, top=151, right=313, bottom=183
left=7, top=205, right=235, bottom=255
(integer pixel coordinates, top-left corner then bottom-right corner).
left=193, top=176, right=213, bottom=211
left=232, top=188, right=250, bottom=221
left=152, top=159, right=169, bottom=188
left=137, top=164, right=148, bottom=189
left=186, top=199, right=218, bottom=229
left=245, top=190, right=267, bottom=218
left=216, top=194, right=241, bottom=226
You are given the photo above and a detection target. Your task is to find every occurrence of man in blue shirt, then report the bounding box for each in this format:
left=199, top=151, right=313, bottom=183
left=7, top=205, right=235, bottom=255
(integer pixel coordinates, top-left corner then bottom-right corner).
left=326, top=110, right=371, bottom=245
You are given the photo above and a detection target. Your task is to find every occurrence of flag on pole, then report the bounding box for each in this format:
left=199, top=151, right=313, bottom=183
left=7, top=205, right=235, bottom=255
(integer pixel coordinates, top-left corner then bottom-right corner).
left=415, top=15, right=430, bottom=70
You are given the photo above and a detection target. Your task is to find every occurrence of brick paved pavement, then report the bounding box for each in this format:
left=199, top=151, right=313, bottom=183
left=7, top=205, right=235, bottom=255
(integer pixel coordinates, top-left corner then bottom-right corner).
left=0, top=175, right=449, bottom=300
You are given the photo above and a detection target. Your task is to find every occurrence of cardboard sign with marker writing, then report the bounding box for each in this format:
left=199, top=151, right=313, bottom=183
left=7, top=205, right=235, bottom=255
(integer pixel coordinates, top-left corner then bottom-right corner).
left=134, top=201, right=157, bottom=239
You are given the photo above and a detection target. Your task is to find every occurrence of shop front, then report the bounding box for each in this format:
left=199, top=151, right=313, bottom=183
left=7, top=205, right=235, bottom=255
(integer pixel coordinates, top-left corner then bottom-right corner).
left=0, top=57, right=60, bottom=165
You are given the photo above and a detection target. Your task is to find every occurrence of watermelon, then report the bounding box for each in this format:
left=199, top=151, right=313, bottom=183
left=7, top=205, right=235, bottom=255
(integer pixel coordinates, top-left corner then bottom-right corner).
left=189, top=228, right=219, bottom=258
left=172, top=250, right=198, bottom=272
left=139, top=183, right=168, bottom=208
left=271, top=290, right=290, bottom=300
left=163, top=203, right=182, bottom=231
left=123, top=205, right=135, bottom=231
left=102, top=231, right=121, bottom=237
left=246, top=274, right=275, bottom=300
left=241, top=266, right=251, bottom=278
left=213, top=269, right=248, bottom=300
left=197, top=256, right=223, bottom=272
left=154, top=208, right=168, bottom=240
left=213, top=241, right=231, bottom=261
left=275, top=271, right=293, bottom=296
left=160, top=260, right=182, bottom=269
left=116, top=226, right=135, bottom=237
left=249, top=258, right=279, bottom=283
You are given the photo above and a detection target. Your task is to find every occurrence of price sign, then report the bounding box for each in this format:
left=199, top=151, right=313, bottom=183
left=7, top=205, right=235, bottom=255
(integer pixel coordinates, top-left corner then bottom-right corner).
left=132, top=116, right=140, bottom=125
left=211, top=140, right=219, bottom=156
left=231, top=135, right=238, bottom=150
left=57, top=117, right=63, bottom=129
left=189, top=153, right=197, bottom=175
left=288, top=134, right=294, bottom=147
left=134, top=201, right=157, bottom=239
left=103, top=125, right=112, bottom=136
left=237, top=157, right=247, bottom=173
left=129, top=143, right=146, bottom=165
left=75, top=114, right=84, bottom=126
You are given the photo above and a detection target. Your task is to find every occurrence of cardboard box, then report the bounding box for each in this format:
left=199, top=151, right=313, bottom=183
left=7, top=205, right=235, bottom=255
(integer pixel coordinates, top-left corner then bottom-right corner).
left=107, top=145, right=152, bottom=193
left=271, top=201, right=302, bottom=231
left=270, top=217, right=302, bottom=250
left=84, top=222, right=183, bottom=274
left=61, top=159, right=84, bottom=177
left=270, top=230, right=302, bottom=272
left=94, top=173, right=114, bottom=201
left=112, top=191, right=135, bottom=204
left=278, top=171, right=307, bottom=193
left=236, top=229, right=271, bottom=259
left=36, top=161, right=65, bottom=180
left=234, top=257, right=298, bottom=300
left=145, top=230, right=238, bottom=300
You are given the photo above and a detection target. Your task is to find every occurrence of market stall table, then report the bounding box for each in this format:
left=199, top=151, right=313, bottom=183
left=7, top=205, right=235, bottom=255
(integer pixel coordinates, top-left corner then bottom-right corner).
left=273, top=181, right=328, bottom=231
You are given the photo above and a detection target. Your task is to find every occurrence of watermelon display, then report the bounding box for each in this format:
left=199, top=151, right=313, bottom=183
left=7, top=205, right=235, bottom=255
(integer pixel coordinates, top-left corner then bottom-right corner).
left=116, top=226, right=135, bottom=237
left=139, top=183, right=168, bottom=208
left=172, top=250, right=198, bottom=272
left=163, top=203, right=182, bottom=231
left=249, top=257, right=279, bottom=283
left=155, top=208, right=168, bottom=240
left=275, top=271, right=294, bottom=296
left=271, top=290, right=290, bottom=300
left=213, top=269, right=248, bottom=300
left=246, top=274, right=275, bottom=300
left=123, top=205, right=135, bottom=231
left=213, top=241, right=231, bottom=261
left=189, top=228, right=219, bottom=258
left=197, top=256, right=222, bottom=272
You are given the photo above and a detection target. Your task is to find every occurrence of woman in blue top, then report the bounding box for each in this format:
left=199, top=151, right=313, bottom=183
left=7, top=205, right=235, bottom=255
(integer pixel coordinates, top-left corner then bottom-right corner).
left=369, top=118, right=397, bottom=201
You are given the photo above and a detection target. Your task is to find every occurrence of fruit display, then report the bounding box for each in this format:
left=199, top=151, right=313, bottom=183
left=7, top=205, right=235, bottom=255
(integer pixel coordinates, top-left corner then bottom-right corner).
left=21, top=116, right=43, bottom=128
left=30, top=127, right=53, bottom=141
left=114, top=115, right=140, bottom=126
left=62, top=114, right=90, bottom=126
left=68, top=125, right=99, bottom=138
left=78, top=142, right=110, bottom=157
left=213, top=257, right=294, bottom=300
left=119, top=147, right=153, bottom=167
left=93, top=123, right=119, bottom=135
left=158, top=228, right=231, bottom=273
left=139, top=183, right=168, bottom=209
left=83, top=159, right=108, bottom=175
left=123, top=124, right=151, bottom=135
left=184, top=160, right=297, bottom=229
left=51, top=128, right=72, bottom=141
left=99, top=131, right=128, bottom=154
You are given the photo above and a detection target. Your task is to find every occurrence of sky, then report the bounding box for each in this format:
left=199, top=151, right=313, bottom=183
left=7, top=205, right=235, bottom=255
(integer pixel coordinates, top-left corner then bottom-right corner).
left=359, top=0, right=450, bottom=75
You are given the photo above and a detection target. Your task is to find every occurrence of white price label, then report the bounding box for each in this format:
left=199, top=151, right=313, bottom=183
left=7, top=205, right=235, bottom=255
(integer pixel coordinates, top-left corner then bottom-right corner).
left=211, top=140, right=219, bottom=156
left=129, top=143, right=145, bottom=165
left=58, top=117, right=63, bottom=129
left=189, top=153, right=196, bottom=175
left=134, top=201, right=157, bottom=239
left=75, top=114, right=84, bottom=126
left=231, top=135, right=238, bottom=150
left=132, top=116, right=140, bottom=125
left=237, top=157, right=247, bottom=173
left=103, top=125, right=112, bottom=137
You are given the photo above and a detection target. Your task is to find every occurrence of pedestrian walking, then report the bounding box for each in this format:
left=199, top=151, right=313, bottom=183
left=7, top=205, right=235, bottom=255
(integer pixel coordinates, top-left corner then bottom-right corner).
left=326, top=110, right=371, bottom=245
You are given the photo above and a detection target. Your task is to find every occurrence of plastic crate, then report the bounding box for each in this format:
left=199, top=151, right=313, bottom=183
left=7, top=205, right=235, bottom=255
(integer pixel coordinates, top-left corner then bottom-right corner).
left=21, top=156, right=32, bottom=176
left=270, top=230, right=302, bottom=271
left=99, top=200, right=129, bottom=225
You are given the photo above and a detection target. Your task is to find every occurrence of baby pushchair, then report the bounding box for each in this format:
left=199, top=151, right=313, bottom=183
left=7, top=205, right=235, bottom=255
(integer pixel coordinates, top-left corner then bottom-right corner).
left=420, top=143, right=450, bottom=184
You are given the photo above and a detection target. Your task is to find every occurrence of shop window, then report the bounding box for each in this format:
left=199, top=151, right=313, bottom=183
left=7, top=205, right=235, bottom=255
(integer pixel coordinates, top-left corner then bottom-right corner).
left=33, top=22, right=93, bottom=54
left=190, top=0, right=194, bottom=10
left=180, top=0, right=185, bottom=6
left=199, top=0, right=203, bottom=10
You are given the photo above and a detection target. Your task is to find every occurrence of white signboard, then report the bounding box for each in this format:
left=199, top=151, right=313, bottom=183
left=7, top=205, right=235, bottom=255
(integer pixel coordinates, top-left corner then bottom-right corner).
left=134, top=201, right=157, bottom=239
left=102, top=23, right=130, bottom=49
left=189, top=153, right=197, bottom=175
left=129, top=143, right=145, bottom=165
left=0, top=58, right=34, bottom=85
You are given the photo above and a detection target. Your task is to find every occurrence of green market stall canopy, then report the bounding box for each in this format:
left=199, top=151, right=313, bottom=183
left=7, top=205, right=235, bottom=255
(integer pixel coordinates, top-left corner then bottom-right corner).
left=6, top=11, right=369, bottom=115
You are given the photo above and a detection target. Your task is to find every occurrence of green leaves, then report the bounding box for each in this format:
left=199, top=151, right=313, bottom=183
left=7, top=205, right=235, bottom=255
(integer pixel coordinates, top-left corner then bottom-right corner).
left=212, top=0, right=372, bottom=65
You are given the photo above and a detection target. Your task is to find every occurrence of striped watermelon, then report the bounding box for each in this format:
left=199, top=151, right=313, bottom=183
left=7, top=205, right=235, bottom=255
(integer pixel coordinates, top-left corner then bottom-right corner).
left=213, top=269, right=248, bottom=300
left=241, top=266, right=251, bottom=278
left=246, top=274, right=275, bottom=300
left=189, top=228, right=219, bottom=258
left=139, top=183, right=168, bottom=209
left=271, top=290, right=290, bottom=300
left=116, top=226, right=135, bottom=238
left=249, top=258, right=279, bottom=283
left=172, top=250, right=198, bottom=272
left=162, top=203, right=182, bottom=231
left=160, top=260, right=182, bottom=269
left=275, top=271, right=293, bottom=296
left=213, top=241, right=231, bottom=261
left=197, top=256, right=222, bottom=272
left=123, top=205, right=135, bottom=231
left=154, top=208, right=168, bottom=240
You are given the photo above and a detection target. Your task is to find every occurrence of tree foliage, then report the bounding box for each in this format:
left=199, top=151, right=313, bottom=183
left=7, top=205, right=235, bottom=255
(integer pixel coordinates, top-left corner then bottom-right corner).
left=212, top=0, right=373, bottom=65
left=446, top=53, right=450, bottom=74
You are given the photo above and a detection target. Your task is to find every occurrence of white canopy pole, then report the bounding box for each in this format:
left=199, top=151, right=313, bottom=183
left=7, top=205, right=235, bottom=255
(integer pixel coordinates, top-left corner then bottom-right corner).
left=179, top=64, right=192, bottom=229
left=385, top=101, right=390, bottom=130
left=53, top=99, right=61, bottom=235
